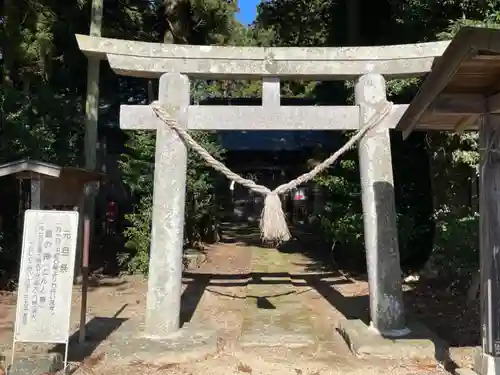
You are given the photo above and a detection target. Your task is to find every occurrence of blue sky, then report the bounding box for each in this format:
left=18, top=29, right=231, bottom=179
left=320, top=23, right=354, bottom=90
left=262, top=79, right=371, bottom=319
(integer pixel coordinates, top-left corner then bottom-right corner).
left=237, top=0, right=261, bottom=25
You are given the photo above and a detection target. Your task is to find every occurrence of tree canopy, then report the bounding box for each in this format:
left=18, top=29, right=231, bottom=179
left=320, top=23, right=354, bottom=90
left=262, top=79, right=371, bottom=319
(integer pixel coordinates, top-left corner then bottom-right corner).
left=1, top=0, right=497, bottom=277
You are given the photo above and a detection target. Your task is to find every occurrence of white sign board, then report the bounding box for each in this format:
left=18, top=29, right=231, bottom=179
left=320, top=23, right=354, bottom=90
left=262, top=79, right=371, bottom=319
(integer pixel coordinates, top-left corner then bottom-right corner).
left=13, top=210, right=79, bottom=344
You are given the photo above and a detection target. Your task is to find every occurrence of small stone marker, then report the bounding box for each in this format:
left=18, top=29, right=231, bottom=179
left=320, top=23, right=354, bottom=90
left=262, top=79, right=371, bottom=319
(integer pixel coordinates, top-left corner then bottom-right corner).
left=11, top=210, right=79, bottom=371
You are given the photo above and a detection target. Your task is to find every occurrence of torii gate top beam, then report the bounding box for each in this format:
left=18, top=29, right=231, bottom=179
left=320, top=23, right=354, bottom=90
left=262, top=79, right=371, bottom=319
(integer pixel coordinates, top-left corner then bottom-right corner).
left=75, top=34, right=449, bottom=80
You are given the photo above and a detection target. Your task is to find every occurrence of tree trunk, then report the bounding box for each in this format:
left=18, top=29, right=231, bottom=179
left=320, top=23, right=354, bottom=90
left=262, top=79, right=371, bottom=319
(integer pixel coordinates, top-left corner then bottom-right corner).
left=2, top=0, right=20, bottom=87
left=347, top=0, right=359, bottom=45
left=162, top=0, right=190, bottom=44
left=467, top=269, right=481, bottom=306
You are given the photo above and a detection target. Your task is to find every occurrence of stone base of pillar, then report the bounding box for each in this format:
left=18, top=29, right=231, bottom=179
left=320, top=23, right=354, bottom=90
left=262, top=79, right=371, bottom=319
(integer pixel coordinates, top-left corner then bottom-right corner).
left=368, top=321, right=411, bottom=338
left=4, top=353, right=63, bottom=375
left=338, top=319, right=447, bottom=360
left=78, top=319, right=218, bottom=366
left=457, top=369, right=483, bottom=375
left=475, top=348, right=500, bottom=375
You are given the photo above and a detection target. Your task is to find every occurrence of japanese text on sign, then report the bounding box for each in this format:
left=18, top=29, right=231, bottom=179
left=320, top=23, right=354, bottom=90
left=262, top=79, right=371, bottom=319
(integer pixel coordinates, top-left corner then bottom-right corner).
left=14, top=210, right=79, bottom=344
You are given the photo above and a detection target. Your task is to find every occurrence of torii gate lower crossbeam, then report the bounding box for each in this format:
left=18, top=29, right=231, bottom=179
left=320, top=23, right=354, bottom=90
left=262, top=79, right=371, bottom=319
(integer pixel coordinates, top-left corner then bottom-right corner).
left=122, top=72, right=408, bottom=339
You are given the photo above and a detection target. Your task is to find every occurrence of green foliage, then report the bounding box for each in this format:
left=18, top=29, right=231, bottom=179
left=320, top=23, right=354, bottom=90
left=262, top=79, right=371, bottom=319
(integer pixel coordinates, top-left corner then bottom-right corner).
left=114, top=0, right=241, bottom=275
left=117, top=195, right=153, bottom=274
left=118, top=129, right=225, bottom=274
left=0, top=85, right=84, bottom=165
left=253, top=0, right=500, bottom=274
left=432, top=207, right=479, bottom=273
left=5, top=0, right=500, bottom=280
left=185, top=132, right=226, bottom=243
left=1, top=0, right=234, bottom=277
left=118, top=131, right=156, bottom=197
left=314, top=159, right=363, bottom=251
left=423, top=17, right=500, bottom=275
left=1, top=0, right=87, bottom=165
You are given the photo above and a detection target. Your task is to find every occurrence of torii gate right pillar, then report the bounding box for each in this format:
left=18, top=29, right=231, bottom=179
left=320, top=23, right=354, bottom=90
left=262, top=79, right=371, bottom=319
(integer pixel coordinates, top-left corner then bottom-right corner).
left=355, top=73, right=409, bottom=336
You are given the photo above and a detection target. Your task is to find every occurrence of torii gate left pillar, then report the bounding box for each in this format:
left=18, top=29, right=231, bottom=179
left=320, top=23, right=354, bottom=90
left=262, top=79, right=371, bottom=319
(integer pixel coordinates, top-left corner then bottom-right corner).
left=144, top=73, right=189, bottom=338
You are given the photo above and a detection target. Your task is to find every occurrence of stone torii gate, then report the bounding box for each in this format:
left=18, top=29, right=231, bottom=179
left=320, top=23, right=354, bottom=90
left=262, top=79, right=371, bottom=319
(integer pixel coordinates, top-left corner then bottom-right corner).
left=76, top=29, right=495, bottom=370
left=75, top=32, right=446, bottom=335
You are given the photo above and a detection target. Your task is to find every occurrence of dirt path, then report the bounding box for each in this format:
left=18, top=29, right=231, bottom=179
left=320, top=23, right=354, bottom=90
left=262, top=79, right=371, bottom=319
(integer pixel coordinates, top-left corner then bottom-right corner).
left=183, top=241, right=252, bottom=350
left=0, top=224, right=453, bottom=374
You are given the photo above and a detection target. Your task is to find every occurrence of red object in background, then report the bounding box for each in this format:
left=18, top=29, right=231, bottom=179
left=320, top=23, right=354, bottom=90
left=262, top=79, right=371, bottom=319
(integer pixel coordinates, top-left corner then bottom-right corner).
left=106, top=200, right=117, bottom=222
left=293, top=189, right=306, bottom=201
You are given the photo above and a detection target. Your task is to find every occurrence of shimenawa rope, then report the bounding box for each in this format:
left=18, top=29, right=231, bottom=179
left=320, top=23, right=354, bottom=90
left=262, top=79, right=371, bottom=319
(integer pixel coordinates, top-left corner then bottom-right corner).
left=151, top=100, right=393, bottom=244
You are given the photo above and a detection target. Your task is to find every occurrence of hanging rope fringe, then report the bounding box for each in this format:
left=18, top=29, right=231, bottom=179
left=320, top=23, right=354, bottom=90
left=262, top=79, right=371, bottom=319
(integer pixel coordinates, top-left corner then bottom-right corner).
left=151, top=100, right=393, bottom=244
left=260, top=192, right=290, bottom=244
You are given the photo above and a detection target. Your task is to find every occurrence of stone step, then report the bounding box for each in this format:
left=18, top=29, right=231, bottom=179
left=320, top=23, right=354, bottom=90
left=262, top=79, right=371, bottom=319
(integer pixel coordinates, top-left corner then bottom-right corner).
left=239, top=304, right=316, bottom=348
left=5, top=353, right=63, bottom=375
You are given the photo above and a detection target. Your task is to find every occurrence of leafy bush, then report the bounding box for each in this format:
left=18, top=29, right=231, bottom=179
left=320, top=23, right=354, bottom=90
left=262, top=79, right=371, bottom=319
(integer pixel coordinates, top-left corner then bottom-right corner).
left=118, top=130, right=225, bottom=274
left=431, top=207, right=479, bottom=274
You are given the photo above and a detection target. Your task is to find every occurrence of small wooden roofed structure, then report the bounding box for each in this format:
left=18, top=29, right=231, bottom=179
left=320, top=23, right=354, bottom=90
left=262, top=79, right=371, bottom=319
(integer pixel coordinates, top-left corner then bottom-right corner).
left=397, top=27, right=500, bottom=372
left=397, top=27, right=500, bottom=138
left=0, top=159, right=104, bottom=209
left=0, top=159, right=103, bottom=182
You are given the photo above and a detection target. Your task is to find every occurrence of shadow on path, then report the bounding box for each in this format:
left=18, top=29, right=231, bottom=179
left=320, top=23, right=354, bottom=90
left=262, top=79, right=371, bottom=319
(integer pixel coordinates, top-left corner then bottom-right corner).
left=180, top=221, right=455, bottom=369
left=50, top=304, right=128, bottom=363
left=182, top=270, right=367, bottom=322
